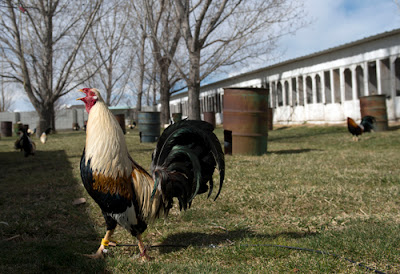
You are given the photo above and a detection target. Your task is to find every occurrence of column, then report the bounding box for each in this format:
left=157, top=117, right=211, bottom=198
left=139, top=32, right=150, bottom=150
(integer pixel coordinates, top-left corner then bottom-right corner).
left=312, top=74, right=317, bottom=104
left=351, top=66, right=358, bottom=101
left=363, top=61, right=369, bottom=96
left=376, top=60, right=382, bottom=95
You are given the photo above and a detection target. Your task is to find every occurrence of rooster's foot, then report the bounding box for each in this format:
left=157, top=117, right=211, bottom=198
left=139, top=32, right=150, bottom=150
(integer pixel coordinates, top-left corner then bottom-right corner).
left=84, top=246, right=106, bottom=259
left=139, top=249, right=154, bottom=262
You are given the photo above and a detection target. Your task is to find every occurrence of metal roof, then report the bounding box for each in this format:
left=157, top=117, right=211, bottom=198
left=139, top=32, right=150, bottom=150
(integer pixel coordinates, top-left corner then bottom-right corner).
left=171, top=28, right=400, bottom=99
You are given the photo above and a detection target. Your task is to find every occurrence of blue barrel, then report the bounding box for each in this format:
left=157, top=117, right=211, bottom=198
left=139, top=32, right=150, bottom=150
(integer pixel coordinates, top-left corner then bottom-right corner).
left=138, top=112, right=161, bottom=142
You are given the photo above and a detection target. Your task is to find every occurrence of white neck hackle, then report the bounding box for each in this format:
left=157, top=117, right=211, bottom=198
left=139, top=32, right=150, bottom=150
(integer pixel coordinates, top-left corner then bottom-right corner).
left=85, top=101, right=132, bottom=178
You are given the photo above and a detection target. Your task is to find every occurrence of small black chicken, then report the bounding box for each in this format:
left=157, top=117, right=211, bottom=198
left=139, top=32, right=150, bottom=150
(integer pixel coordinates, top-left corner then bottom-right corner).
left=347, top=115, right=376, bottom=141
left=14, top=128, right=36, bottom=157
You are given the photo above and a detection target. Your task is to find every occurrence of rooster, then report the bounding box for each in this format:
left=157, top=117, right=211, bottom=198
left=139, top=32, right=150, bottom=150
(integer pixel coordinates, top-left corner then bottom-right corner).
left=77, top=88, right=224, bottom=260
left=14, top=128, right=36, bottom=157
left=347, top=116, right=376, bottom=141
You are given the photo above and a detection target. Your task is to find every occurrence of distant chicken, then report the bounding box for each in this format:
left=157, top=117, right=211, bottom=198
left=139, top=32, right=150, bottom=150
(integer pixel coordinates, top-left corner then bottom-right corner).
left=347, top=116, right=376, bottom=141
left=14, top=128, right=36, bottom=157
left=40, top=133, right=47, bottom=144
left=77, top=88, right=225, bottom=260
left=40, top=128, right=52, bottom=144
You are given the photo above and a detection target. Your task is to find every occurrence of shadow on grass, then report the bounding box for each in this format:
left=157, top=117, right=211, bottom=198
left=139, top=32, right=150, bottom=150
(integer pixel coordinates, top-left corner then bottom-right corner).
left=388, top=124, right=400, bottom=131
left=156, top=228, right=317, bottom=254
left=268, top=127, right=345, bottom=142
left=0, top=150, right=106, bottom=273
left=268, top=148, right=321, bottom=155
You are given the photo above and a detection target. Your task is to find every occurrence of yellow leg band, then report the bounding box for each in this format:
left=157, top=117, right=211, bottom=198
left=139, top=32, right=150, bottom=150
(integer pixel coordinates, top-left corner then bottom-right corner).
left=101, top=238, right=109, bottom=247
left=101, top=238, right=117, bottom=247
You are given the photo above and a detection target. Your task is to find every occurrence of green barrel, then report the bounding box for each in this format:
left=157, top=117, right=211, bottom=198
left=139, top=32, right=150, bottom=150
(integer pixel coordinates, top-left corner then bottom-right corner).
left=138, top=112, right=161, bottom=142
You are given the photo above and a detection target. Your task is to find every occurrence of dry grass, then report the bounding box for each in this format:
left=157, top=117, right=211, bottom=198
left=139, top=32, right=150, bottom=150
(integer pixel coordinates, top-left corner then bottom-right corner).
left=0, top=124, right=399, bottom=273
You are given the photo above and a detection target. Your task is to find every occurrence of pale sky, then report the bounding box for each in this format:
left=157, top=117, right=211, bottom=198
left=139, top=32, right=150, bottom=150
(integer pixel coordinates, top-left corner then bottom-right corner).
left=11, top=0, right=400, bottom=112
left=276, top=0, right=400, bottom=62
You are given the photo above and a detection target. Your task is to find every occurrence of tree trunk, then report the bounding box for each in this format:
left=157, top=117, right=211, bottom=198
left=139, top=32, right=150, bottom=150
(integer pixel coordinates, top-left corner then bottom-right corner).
left=36, top=102, right=54, bottom=137
left=159, top=58, right=171, bottom=125
left=187, top=50, right=201, bottom=120
left=136, top=30, right=146, bottom=113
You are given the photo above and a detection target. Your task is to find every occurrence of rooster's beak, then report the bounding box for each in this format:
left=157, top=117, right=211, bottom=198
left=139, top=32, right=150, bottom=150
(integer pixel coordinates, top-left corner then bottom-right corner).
left=77, top=89, right=86, bottom=101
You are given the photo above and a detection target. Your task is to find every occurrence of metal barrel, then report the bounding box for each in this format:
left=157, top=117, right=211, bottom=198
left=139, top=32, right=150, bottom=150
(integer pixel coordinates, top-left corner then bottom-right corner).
left=114, top=114, right=126, bottom=134
left=223, top=87, right=269, bottom=155
left=203, top=111, right=216, bottom=128
left=172, top=113, right=182, bottom=123
left=138, top=112, right=161, bottom=143
left=1, top=121, right=12, bottom=137
left=359, top=95, right=388, bottom=131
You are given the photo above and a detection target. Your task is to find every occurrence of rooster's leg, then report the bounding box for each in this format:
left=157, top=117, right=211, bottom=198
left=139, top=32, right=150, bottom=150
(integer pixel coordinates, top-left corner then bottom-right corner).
left=137, top=234, right=153, bottom=261
left=85, top=229, right=115, bottom=259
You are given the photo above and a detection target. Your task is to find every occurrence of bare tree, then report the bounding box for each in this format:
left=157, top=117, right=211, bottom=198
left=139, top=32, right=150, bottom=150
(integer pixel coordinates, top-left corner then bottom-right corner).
left=144, top=0, right=182, bottom=125
left=0, top=58, right=13, bottom=111
left=0, top=80, right=13, bottom=112
left=127, top=0, right=152, bottom=115
left=83, top=0, right=135, bottom=107
left=173, top=0, right=306, bottom=120
left=0, top=0, right=102, bottom=133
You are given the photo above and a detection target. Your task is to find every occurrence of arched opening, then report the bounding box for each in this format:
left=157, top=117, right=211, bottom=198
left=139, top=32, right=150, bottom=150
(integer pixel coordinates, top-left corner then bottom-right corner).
left=315, top=74, right=322, bottom=103
left=344, top=68, right=352, bottom=100
left=284, top=81, right=289, bottom=106
left=395, top=58, right=400, bottom=97
left=291, top=78, right=297, bottom=105
left=277, top=82, right=283, bottom=106
left=270, top=82, right=276, bottom=108
left=306, top=76, right=312, bottom=104
left=355, top=65, right=364, bottom=98
left=333, top=69, right=341, bottom=103
left=324, top=71, right=332, bottom=104
left=380, top=58, right=391, bottom=96
left=368, top=61, right=377, bottom=95
left=298, top=76, right=304, bottom=106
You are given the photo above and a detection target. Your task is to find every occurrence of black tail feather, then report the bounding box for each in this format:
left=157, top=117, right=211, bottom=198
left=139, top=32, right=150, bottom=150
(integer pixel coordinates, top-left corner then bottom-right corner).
left=360, top=115, right=376, bottom=132
left=150, top=120, right=225, bottom=213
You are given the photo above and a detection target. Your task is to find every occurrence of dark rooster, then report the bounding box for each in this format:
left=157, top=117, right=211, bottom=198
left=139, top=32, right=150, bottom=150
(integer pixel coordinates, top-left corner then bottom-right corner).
left=347, top=115, right=376, bottom=141
left=78, top=88, right=224, bottom=260
left=14, top=128, right=36, bottom=157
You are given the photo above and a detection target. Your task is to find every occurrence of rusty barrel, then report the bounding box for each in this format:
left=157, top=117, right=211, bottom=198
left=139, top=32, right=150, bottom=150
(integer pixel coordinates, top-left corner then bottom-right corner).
left=114, top=114, right=126, bottom=134
left=203, top=111, right=216, bottom=128
left=223, top=88, right=269, bottom=155
left=1, top=121, right=12, bottom=137
left=138, top=112, right=160, bottom=142
left=359, top=95, right=388, bottom=131
left=172, top=113, right=182, bottom=123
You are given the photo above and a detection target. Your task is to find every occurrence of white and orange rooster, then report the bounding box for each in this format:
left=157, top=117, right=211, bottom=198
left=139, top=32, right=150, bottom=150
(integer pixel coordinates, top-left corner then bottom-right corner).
left=77, top=88, right=224, bottom=260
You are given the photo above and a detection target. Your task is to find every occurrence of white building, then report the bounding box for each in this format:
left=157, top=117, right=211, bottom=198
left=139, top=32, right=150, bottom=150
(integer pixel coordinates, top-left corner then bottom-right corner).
left=170, top=28, right=400, bottom=125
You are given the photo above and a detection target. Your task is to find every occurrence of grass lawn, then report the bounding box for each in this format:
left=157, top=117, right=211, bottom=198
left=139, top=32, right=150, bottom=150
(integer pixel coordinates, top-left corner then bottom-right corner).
left=0, top=123, right=399, bottom=273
